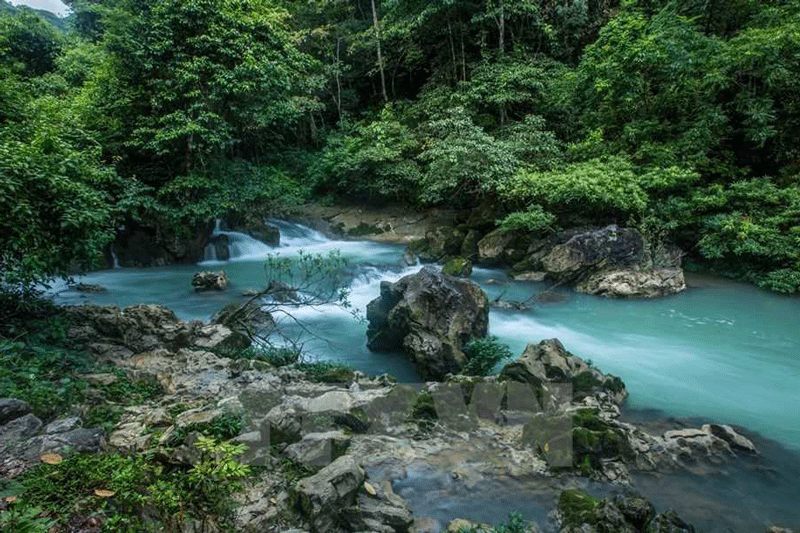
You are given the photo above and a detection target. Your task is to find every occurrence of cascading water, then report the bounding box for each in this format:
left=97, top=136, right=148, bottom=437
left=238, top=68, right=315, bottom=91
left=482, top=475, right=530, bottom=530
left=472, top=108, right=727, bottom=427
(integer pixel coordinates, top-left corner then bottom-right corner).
left=201, top=219, right=278, bottom=264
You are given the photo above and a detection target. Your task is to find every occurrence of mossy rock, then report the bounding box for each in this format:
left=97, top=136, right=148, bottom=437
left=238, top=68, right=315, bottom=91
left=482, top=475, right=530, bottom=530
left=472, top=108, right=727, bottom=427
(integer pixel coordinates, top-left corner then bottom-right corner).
left=442, top=256, right=473, bottom=277
left=558, top=489, right=599, bottom=526
left=571, top=409, right=634, bottom=474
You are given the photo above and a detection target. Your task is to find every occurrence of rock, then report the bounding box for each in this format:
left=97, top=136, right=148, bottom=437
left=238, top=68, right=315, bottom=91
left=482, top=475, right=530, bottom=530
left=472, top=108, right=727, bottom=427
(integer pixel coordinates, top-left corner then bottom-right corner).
left=45, top=417, right=82, bottom=434
left=511, top=271, right=547, bottom=282
left=442, top=256, right=473, bottom=277
left=245, top=222, right=281, bottom=246
left=109, top=421, right=149, bottom=451
left=702, top=423, right=757, bottom=453
left=645, top=510, right=695, bottom=533
left=460, top=229, right=481, bottom=259
left=0, top=413, right=42, bottom=444
left=406, top=239, right=438, bottom=264
left=766, top=527, right=795, bottom=533
left=366, top=266, right=490, bottom=380
left=477, top=228, right=528, bottom=266
left=662, top=428, right=735, bottom=464
left=210, top=234, right=230, bottom=261
left=400, top=250, right=418, bottom=267
left=211, top=300, right=274, bottom=335
left=613, top=494, right=655, bottom=530
left=193, top=323, right=250, bottom=352
left=74, top=283, right=107, bottom=293
left=578, top=268, right=685, bottom=298
left=283, top=431, right=351, bottom=470
left=350, top=491, right=414, bottom=533
left=0, top=398, right=31, bottom=425
left=541, top=226, right=643, bottom=281
left=36, top=428, right=105, bottom=455
left=192, top=270, right=229, bottom=291
left=67, top=304, right=197, bottom=354
left=500, top=339, right=627, bottom=404
left=425, top=227, right=465, bottom=259
left=447, top=519, right=484, bottom=532
left=490, top=299, right=529, bottom=311
left=557, top=490, right=694, bottom=533
left=295, top=455, right=365, bottom=533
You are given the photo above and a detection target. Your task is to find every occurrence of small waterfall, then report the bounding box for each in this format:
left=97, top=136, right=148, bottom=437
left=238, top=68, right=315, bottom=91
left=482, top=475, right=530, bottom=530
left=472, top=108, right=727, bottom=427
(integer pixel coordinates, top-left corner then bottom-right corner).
left=110, top=243, right=120, bottom=269
left=266, top=219, right=328, bottom=247
left=221, top=231, right=274, bottom=259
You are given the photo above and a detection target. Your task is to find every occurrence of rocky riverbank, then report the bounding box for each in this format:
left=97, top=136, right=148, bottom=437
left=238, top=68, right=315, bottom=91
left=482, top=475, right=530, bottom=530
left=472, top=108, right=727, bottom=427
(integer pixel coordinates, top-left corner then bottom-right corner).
left=288, top=204, right=686, bottom=299
left=2, top=291, right=785, bottom=532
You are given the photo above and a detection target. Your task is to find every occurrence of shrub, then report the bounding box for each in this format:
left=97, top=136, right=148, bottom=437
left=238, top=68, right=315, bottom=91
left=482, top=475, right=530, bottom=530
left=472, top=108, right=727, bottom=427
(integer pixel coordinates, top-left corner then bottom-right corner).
left=462, top=337, right=513, bottom=376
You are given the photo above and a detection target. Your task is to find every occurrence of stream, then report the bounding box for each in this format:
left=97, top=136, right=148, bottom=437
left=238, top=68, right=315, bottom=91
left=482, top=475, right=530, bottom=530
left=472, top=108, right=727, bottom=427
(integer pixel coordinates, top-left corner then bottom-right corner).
left=52, top=220, right=800, bottom=532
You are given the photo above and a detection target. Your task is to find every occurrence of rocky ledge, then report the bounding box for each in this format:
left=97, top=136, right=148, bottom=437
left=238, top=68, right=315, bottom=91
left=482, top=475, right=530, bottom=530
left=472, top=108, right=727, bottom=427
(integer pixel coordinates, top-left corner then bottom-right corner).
left=0, top=303, right=773, bottom=533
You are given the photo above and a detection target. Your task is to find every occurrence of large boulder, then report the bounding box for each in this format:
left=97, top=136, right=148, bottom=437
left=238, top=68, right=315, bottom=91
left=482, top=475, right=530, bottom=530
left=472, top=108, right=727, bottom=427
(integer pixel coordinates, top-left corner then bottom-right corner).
left=540, top=225, right=644, bottom=283
left=366, top=266, right=489, bottom=380
left=578, top=268, right=685, bottom=298
left=192, top=270, right=229, bottom=291
left=500, top=339, right=627, bottom=405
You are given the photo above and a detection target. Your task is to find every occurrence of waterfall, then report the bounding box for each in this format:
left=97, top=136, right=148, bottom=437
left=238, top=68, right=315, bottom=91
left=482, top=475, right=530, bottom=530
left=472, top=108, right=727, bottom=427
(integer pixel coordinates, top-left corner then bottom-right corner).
left=110, top=243, right=120, bottom=269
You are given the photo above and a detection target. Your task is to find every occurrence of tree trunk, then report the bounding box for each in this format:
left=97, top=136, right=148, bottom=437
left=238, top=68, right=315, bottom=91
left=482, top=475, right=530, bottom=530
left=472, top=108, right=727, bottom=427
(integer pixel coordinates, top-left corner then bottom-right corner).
left=460, top=22, right=467, bottom=81
left=448, top=19, right=458, bottom=83
left=370, top=0, right=388, bottom=102
left=335, top=37, right=342, bottom=119
left=498, top=0, right=505, bottom=54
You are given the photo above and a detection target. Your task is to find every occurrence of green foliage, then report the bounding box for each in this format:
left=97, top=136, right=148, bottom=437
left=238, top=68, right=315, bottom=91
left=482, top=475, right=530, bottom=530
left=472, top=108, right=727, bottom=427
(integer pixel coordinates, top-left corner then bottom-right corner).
left=296, top=360, right=355, bottom=383
left=14, top=439, right=251, bottom=531
left=462, top=337, right=513, bottom=377
left=0, top=11, right=62, bottom=76
left=500, top=157, right=648, bottom=224
left=309, top=106, right=421, bottom=201
left=170, top=413, right=245, bottom=446
left=0, top=505, right=55, bottom=533
left=419, top=107, right=522, bottom=205
left=0, top=93, right=121, bottom=285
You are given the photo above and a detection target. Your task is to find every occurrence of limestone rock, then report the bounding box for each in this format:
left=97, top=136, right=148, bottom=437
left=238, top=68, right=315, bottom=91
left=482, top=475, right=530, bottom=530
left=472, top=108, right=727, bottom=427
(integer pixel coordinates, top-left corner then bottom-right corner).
left=0, top=398, right=31, bottom=425
left=192, top=270, right=229, bottom=291
left=0, top=413, right=42, bottom=444
left=578, top=268, right=685, bottom=298
left=477, top=228, right=528, bottom=266
left=45, top=416, right=82, bottom=434
left=366, top=266, right=489, bottom=380
left=295, top=455, right=365, bottom=533
left=284, top=431, right=351, bottom=470
left=500, top=339, right=627, bottom=404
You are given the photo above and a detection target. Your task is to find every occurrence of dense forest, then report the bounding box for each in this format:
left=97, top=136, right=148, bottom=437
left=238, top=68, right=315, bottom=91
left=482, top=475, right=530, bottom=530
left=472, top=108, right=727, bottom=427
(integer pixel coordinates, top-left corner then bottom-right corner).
left=2, top=0, right=800, bottom=292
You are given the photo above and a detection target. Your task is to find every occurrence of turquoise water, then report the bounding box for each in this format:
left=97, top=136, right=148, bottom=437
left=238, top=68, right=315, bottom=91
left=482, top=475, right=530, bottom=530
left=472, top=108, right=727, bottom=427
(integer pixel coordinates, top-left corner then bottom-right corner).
left=54, top=221, right=800, bottom=451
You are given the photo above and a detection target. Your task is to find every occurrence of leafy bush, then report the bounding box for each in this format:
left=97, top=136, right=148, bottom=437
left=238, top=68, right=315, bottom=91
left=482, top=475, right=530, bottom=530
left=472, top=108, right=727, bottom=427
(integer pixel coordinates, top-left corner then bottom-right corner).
left=462, top=337, right=513, bottom=377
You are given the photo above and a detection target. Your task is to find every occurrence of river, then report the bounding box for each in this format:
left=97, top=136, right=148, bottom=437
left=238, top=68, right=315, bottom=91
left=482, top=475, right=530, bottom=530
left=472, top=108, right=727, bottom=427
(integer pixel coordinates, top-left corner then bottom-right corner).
left=52, top=220, right=800, bottom=531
